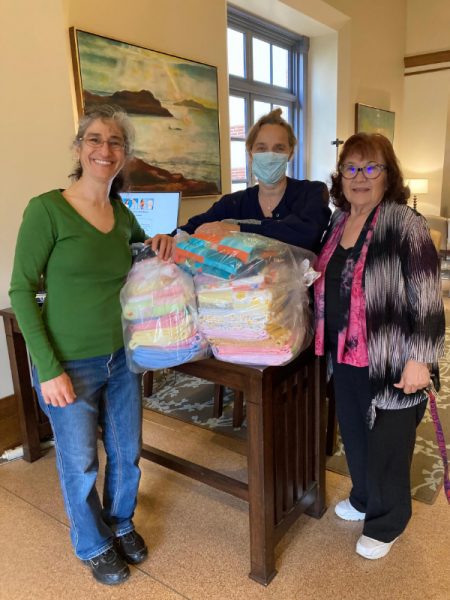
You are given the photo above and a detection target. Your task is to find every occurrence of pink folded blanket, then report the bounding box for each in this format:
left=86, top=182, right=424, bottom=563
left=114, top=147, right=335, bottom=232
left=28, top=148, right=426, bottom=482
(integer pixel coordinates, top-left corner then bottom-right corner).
left=129, top=311, right=188, bottom=332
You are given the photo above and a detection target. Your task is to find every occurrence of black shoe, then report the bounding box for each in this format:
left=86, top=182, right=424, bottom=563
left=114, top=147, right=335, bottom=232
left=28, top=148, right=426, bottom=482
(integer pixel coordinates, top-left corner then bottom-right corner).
left=115, top=530, right=148, bottom=564
left=83, top=547, right=130, bottom=585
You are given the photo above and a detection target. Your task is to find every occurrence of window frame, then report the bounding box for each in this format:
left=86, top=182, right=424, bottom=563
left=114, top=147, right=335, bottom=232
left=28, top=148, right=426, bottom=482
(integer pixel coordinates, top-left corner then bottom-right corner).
left=228, top=6, right=309, bottom=189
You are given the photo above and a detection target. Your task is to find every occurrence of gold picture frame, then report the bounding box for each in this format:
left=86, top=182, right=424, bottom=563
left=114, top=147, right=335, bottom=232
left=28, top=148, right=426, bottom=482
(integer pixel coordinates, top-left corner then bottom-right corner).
left=69, top=28, right=221, bottom=196
left=355, top=103, right=395, bottom=143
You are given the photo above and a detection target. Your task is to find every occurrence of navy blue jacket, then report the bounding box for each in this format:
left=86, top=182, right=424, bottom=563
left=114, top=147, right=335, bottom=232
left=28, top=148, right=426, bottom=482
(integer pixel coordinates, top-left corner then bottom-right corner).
left=179, top=178, right=330, bottom=252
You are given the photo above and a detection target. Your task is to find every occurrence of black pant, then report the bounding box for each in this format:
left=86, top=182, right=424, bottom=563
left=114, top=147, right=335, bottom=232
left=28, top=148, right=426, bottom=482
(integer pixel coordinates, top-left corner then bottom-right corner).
left=331, top=354, right=427, bottom=542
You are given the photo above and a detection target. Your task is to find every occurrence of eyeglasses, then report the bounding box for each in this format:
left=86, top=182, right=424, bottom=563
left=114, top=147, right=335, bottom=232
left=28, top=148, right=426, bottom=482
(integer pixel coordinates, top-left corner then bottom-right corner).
left=339, top=162, right=386, bottom=179
left=78, top=135, right=125, bottom=150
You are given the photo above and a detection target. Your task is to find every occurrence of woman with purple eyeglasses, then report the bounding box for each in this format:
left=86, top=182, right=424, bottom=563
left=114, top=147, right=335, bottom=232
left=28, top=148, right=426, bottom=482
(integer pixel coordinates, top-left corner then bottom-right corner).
left=315, top=133, right=445, bottom=560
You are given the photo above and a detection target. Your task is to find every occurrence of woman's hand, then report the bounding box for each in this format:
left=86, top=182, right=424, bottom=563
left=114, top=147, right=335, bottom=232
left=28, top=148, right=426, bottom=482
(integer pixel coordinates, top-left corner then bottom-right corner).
left=40, top=372, right=76, bottom=407
left=195, top=222, right=240, bottom=236
left=146, top=234, right=174, bottom=260
left=393, top=360, right=431, bottom=394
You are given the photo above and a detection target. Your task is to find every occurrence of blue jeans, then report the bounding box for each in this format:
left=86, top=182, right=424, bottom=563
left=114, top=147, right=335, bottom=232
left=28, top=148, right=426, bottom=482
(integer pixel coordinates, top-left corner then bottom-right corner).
left=33, top=347, right=142, bottom=560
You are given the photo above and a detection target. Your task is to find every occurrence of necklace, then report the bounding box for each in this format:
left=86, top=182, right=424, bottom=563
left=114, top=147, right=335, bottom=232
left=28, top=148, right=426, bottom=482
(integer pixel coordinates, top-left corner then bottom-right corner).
left=261, top=196, right=277, bottom=214
left=259, top=181, right=286, bottom=215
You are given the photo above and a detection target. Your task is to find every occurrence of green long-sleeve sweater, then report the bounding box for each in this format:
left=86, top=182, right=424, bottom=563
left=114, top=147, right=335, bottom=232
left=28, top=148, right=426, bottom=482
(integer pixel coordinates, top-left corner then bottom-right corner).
left=9, top=189, right=146, bottom=382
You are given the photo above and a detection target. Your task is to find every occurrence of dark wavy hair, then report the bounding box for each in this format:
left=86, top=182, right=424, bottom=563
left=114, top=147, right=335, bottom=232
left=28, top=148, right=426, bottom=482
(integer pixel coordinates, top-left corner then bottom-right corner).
left=69, top=104, right=135, bottom=198
left=330, top=133, right=410, bottom=211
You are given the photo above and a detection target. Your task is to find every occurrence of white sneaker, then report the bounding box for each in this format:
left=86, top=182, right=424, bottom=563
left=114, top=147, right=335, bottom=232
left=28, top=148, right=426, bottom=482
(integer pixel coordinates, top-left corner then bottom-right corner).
left=334, top=498, right=366, bottom=521
left=356, top=535, right=399, bottom=560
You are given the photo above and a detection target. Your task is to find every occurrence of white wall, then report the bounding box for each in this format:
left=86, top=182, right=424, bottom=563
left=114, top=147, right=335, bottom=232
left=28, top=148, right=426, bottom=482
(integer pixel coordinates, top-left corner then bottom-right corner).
left=308, top=32, right=339, bottom=185
left=442, top=99, right=450, bottom=218
left=0, top=0, right=75, bottom=396
left=230, top=0, right=335, bottom=37
left=400, top=71, right=450, bottom=215
left=399, top=0, right=450, bottom=216
left=324, top=0, right=407, bottom=150
left=406, top=0, right=450, bottom=54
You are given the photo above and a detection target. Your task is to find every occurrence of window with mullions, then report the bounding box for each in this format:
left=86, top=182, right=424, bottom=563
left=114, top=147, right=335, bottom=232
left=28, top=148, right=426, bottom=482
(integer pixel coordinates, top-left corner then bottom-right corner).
left=227, top=7, right=308, bottom=192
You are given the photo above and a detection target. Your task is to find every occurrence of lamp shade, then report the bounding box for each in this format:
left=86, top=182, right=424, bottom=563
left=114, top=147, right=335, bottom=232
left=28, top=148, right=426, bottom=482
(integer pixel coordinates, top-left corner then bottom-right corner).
left=408, top=178, right=429, bottom=195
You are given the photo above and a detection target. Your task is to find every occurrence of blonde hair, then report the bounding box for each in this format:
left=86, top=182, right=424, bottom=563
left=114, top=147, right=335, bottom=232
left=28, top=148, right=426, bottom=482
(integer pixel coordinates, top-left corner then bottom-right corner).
left=245, top=108, right=297, bottom=152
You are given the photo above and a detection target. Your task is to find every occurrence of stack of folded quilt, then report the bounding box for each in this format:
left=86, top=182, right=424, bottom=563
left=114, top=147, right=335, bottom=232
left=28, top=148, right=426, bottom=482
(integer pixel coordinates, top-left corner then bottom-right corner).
left=178, top=232, right=317, bottom=367
left=174, top=232, right=275, bottom=279
left=120, top=256, right=209, bottom=371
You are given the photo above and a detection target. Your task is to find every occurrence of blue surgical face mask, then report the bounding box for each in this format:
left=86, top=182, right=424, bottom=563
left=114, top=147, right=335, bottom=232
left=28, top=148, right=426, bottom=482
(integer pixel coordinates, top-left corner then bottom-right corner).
left=251, top=151, right=289, bottom=185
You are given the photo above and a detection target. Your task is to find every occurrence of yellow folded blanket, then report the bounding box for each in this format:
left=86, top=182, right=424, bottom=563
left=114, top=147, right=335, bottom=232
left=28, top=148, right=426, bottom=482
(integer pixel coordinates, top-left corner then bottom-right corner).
left=129, top=322, right=194, bottom=349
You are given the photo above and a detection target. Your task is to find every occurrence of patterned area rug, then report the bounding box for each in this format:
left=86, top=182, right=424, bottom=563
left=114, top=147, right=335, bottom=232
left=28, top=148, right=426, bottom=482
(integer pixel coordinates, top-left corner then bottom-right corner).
left=326, top=323, right=450, bottom=504
left=143, top=322, right=450, bottom=505
left=143, top=371, right=247, bottom=440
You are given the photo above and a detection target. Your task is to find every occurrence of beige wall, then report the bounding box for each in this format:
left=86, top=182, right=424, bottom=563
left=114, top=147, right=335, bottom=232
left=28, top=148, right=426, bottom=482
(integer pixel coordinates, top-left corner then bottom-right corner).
left=401, top=70, right=450, bottom=215
left=0, top=0, right=422, bottom=398
left=0, top=0, right=230, bottom=397
left=442, top=100, right=450, bottom=218
left=0, top=0, right=75, bottom=397
left=406, top=0, right=450, bottom=54
left=400, top=0, right=450, bottom=215
left=323, top=0, right=407, bottom=147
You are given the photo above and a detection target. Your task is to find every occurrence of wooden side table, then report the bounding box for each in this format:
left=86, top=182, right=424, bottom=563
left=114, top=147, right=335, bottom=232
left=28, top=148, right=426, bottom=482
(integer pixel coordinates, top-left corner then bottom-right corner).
left=142, top=348, right=327, bottom=584
left=0, top=307, right=51, bottom=461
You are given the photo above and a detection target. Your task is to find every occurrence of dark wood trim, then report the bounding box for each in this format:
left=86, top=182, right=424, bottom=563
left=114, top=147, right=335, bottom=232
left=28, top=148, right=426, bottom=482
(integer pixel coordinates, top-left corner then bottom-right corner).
left=274, top=484, right=317, bottom=544
left=0, top=394, right=21, bottom=455
left=0, top=394, right=16, bottom=416
left=405, top=66, right=450, bottom=76
left=404, top=50, right=450, bottom=68
left=0, top=307, right=52, bottom=461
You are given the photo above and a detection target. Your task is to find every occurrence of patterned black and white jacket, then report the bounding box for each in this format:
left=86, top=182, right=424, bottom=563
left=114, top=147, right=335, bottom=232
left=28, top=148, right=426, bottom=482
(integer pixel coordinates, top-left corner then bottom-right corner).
left=331, top=201, right=445, bottom=415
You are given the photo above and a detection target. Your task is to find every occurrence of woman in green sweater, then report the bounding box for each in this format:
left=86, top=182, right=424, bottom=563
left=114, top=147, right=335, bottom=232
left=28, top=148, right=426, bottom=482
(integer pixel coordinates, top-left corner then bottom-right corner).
left=9, top=105, right=148, bottom=586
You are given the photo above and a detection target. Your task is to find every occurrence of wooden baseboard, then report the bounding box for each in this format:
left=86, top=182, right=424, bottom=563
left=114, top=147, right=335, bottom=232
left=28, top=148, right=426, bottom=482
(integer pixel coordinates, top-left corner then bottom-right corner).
left=0, top=395, right=21, bottom=454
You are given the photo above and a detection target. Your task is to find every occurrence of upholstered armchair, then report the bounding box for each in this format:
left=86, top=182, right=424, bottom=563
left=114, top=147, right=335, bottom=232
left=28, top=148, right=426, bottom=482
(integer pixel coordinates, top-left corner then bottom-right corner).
left=423, top=214, right=448, bottom=257
left=424, top=215, right=450, bottom=296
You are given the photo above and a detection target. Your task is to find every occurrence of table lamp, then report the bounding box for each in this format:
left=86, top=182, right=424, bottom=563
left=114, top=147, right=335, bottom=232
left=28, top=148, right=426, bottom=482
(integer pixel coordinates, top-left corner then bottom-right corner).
left=408, top=178, right=428, bottom=211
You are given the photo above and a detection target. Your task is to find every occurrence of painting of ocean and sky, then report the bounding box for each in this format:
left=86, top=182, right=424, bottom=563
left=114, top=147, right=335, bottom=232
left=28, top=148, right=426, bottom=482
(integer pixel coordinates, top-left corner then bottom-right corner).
left=70, top=29, right=221, bottom=196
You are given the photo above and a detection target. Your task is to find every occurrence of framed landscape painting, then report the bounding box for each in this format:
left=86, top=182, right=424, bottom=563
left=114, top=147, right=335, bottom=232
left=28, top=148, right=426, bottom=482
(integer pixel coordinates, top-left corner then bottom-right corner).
left=69, top=28, right=221, bottom=196
left=355, top=103, right=395, bottom=143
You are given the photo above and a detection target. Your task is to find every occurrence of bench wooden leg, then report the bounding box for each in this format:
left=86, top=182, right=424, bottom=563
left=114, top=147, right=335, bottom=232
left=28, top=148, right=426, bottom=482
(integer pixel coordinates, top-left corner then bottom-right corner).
left=213, top=385, right=245, bottom=428
left=143, top=371, right=154, bottom=397
left=233, top=391, right=245, bottom=428
left=213, top=383, right=224, bottom=418
left=326, top=378, right=338, bottom=456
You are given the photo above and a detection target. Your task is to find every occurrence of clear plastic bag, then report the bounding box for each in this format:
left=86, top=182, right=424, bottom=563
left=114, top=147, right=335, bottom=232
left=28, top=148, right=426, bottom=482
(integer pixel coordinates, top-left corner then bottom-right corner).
left=120, top=254, right=210, bottom=372
left=175, top=231, right=318, bottom=367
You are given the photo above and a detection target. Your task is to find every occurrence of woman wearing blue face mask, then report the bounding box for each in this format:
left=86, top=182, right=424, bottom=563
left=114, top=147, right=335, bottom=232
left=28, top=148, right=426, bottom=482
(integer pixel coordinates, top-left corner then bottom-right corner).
left=151, top=108, right=331, bottom=259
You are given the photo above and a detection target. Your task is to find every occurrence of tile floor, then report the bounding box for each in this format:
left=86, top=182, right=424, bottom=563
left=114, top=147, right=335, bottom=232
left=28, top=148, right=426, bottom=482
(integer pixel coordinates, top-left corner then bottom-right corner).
left=1, top=403, right=450, bottom=600
left=1, top=297, right=449, bottom=599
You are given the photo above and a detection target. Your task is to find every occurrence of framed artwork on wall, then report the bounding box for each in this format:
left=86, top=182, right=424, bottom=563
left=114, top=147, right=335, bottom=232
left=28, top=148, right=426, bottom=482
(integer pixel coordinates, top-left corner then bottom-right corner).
left=69, top=28, right=221, bottom=196
left=355, top=103, right=395, bottom=143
